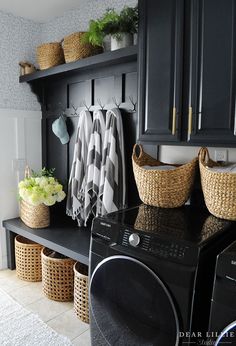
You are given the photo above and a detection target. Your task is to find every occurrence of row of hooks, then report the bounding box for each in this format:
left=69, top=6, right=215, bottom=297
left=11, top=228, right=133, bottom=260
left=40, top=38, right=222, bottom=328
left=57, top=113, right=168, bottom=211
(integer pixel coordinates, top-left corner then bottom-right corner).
left=69, top=96, right=137, bottom=116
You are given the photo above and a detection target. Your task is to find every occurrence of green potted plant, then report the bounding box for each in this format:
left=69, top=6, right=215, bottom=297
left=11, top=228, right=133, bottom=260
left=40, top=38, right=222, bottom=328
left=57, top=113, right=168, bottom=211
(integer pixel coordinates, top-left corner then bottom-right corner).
left=84, top=6, right=138, bottom=51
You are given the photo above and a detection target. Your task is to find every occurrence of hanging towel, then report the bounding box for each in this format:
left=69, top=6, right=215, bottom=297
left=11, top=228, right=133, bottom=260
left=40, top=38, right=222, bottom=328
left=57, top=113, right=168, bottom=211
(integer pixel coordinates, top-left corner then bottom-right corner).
left=98, top=108, right=126, bottom=216
left=84, top=110, right=106, bottom=225
left=66, top=110, right=93, bottom=226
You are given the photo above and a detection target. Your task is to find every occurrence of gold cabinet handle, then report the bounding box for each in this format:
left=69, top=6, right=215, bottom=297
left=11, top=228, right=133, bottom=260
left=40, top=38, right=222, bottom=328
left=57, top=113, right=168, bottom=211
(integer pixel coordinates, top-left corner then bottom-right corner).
left=172, top=107, right=177, bottom=135
left=188, top=107, right=193, bottom=137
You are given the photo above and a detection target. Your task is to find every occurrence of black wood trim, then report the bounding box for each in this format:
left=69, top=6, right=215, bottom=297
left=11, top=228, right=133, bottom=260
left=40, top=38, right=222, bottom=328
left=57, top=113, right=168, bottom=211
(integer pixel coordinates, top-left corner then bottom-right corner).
left=20, top=46, right=137, bottom=83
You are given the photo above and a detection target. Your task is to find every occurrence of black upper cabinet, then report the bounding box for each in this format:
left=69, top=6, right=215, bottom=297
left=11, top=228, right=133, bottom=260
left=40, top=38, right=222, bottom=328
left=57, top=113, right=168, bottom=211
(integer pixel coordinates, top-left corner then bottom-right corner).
left=138, top=0, right=184, bottom=142
left=188, top=0, right=236, bottom=145
left=139, top=0, right=236, bottom=146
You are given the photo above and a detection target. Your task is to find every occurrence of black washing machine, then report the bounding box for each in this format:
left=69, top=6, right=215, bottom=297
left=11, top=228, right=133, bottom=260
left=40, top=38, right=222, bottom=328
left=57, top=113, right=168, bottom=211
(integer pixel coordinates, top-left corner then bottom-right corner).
left=89, top=205, right=235, bottom=346
left=209, top=241, right=236, bottom=345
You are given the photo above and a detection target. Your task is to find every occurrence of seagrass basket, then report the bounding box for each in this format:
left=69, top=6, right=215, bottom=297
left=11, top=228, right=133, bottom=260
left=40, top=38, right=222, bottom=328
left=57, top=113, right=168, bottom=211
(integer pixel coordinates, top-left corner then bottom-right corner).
left=63, top=32, right=102, bottom=63
left=132, top=144, right=198, bottom=208
left=199, top=147, right=236, bottom=220
left=42, top=248, right=75, bottom=301
left=36, top=41, right=64, bottom=70
left=15, top=235, right=43, bottom=282
left=20, top=200, right=50, bottom=229
left=74, top=262, right=89, bottom=324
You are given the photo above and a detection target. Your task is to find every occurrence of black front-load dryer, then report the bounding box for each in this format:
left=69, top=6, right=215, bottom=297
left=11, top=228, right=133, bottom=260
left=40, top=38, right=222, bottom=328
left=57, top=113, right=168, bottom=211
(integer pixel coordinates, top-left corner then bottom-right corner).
left=90, top=205, right=235, bottom=346
left=209, top=241, right=236, bottom=345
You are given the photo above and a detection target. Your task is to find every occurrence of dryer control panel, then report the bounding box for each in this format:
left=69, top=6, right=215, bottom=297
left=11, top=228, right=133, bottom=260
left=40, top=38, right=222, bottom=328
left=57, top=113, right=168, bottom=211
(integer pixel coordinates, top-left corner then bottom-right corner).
left=119, top=228, right=198, bottom=266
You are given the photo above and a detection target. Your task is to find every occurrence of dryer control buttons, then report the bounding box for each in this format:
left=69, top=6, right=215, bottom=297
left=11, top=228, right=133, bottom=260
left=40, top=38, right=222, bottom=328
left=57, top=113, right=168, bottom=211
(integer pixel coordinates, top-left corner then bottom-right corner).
left=129, top=233, right=140, bottom=247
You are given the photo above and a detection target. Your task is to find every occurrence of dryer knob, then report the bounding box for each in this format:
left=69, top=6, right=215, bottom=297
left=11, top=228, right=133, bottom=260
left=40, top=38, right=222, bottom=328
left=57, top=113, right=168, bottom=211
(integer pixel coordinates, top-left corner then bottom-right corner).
left=129, top=233, right=141, bottom=247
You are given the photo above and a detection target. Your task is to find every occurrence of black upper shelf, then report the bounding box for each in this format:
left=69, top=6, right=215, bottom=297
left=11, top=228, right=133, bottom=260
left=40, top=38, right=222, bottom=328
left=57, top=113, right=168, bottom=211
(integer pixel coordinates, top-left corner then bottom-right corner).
left=20, top=45, right=137, bottom=83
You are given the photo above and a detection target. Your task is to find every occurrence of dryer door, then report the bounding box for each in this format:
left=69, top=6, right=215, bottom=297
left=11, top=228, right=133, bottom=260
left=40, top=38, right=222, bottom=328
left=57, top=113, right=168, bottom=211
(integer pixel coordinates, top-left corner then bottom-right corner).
left=215, top=321, right=236, bottom=345
left=90, top=255, right=179, bottom=346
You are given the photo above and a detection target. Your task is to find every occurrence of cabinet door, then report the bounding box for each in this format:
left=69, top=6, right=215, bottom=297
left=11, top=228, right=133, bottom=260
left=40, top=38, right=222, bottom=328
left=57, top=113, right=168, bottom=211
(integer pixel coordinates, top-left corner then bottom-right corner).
left=138, top=0, right=184, bottom=143
left=188, top=0, right=236, bottom=145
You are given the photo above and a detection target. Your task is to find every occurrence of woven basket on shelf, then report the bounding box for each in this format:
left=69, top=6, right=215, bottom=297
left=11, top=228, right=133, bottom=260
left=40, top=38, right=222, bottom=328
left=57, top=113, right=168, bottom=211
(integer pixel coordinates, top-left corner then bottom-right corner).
left=74, top=262, right=89, bottom=324
left=42, top=248, right=75, bottom=301
left=36, top=42, right=64, bottom=70
left=199, top=147, right=236, bottom=220
left=132, top=144, right=198, bottom=208
left=20, top=200, right=50, bottom=229
left=63, top=32, right=102, bottom=63
left=15, top=235, right=43, bottom=282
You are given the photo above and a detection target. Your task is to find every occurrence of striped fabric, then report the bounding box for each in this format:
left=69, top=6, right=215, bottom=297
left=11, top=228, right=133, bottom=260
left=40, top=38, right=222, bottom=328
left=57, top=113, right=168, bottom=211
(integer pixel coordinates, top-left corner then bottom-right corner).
left=84, top=110, right=106, bottom=225
left=66, top=110, right=93, bottom=226
left=98, top=108, right=126, bottom=216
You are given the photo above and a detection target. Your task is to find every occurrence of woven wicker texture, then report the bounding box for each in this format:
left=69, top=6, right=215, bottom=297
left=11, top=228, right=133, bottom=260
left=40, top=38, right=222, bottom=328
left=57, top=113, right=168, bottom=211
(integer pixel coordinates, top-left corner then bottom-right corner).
left=134, top=204, right=187, bottom=235
left=20, top=200, right=50, bottom=229
left=74, top=262, right=89, bottom=324
left=199, top=147, right=236, bottom=220
left=36, top=42, right=65, bottom=70
left=63, top=32, right=102, bottom=63
left=132, top=144, right=198, bottom=208
left=42, top=248, right=75, bottom=302
left=15, top=235, right=43, bottom=282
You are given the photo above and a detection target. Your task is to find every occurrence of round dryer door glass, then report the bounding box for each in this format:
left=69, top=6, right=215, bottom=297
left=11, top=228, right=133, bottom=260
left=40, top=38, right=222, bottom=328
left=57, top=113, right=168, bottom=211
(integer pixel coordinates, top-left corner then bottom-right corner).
left=216, top=321, right=236, bottom=345
left=90, top=255, right=179, bottom=346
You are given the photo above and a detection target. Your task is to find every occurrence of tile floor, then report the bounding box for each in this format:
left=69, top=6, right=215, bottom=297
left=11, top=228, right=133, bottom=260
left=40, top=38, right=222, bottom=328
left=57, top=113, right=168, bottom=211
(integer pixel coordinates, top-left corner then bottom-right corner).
left=0, top=269, right=91, bottom=345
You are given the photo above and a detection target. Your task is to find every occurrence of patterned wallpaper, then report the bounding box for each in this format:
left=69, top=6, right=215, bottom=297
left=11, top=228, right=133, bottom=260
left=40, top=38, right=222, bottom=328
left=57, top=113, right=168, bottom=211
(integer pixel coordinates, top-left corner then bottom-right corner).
left=0, top=11, right=42, bottom=110
left=41, top=0, right=137, bottom=42
left=0, top=0, right=136, bottom=111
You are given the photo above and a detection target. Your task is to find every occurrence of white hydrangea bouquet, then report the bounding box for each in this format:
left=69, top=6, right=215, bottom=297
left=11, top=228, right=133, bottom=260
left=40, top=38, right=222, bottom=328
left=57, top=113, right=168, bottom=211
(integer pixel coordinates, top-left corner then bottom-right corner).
left=19, top=168, right=66, bottom=228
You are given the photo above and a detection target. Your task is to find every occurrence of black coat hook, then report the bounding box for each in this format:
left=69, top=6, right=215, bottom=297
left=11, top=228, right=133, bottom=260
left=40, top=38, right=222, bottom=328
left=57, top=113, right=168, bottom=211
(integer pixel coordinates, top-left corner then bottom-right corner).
left=82, top=100, right=91, bottom=111
left=129, top=96, right=137, bottom=113
left=71, top=104, right=78, bottom=116
left=112, top=97, right=121, bottom=109
left=97, top=98, right=105, bottom=110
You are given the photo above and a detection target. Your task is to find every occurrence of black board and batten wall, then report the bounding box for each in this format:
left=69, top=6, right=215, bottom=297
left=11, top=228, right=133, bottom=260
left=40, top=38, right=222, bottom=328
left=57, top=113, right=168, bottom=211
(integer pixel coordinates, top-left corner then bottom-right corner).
left=27, top=47, right=140, bottom=220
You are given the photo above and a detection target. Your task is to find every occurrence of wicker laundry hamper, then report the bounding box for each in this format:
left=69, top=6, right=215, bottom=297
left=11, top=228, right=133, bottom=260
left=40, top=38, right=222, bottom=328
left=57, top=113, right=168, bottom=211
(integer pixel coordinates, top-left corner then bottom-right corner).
left=74, top=262, right=89, bottom=324
left=42, top=248, right=75, bottom=301
left=15, top=235, right=43, bottom=282
left=20, top=199, right=50, bottom=229
left=199, top=147, right=236, bottom=220
left=36, top=41, right=65, bottom=70
left=132, top=144, right=198, bottom=208
left=63, top=32, right=102, bottom=63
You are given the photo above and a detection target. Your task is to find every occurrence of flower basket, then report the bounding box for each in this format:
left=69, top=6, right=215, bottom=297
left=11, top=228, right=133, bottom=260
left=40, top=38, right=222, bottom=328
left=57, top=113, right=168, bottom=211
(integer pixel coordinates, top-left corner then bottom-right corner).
left=20, top=200, right=50, bottom=229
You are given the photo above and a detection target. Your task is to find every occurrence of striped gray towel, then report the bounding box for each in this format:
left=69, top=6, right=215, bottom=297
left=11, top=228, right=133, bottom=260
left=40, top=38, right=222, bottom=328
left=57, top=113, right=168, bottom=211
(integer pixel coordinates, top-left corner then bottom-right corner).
left=98, top=108, right=126, bottom=216
left=66, top=110, right=93, bottom=226
left=84, top=110, right=106, bottom=225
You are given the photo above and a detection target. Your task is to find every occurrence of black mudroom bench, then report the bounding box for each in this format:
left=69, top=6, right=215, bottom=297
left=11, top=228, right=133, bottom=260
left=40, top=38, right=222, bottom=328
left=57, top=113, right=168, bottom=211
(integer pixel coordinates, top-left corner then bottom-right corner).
left=2, top=218, right=91, bottom=270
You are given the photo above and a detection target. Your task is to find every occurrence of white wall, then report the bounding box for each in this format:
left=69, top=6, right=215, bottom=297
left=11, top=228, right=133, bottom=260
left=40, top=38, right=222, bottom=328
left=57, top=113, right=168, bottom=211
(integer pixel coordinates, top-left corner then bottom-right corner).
left=159, top=145, right=236, bottom=164
left=0, top=109, right=42, bottom=269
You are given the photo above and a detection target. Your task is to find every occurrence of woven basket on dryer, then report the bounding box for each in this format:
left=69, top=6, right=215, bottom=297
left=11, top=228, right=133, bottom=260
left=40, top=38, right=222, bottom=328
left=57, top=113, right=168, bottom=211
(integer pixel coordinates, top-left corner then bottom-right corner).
left=74, top=262, right=89, bottom=324
left=42, top=248, right=75, bottom=301
left=132, top=144, right=198, bottom=208
left=20, top=199, right=50, bottom=229
left=15, top=235, right=43, bottom=282
left=63, top=32, right=102, bottom=63
left=199, top=147, right=236, bottom=220
left=36, top=41, right=65, bottom=70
